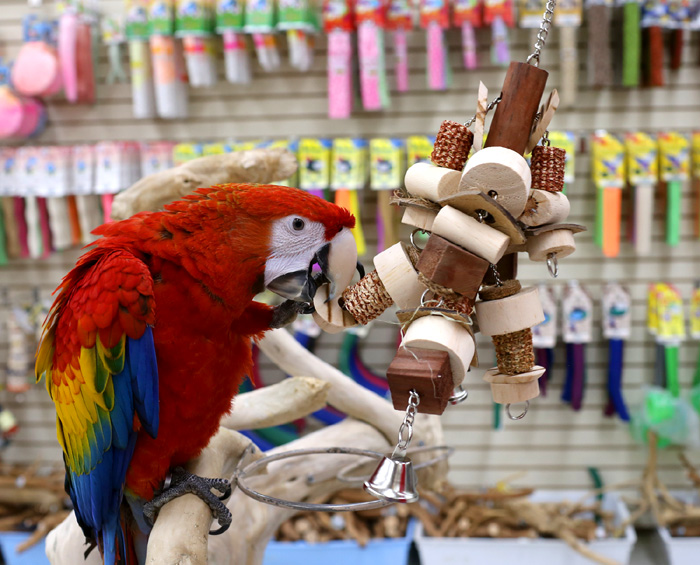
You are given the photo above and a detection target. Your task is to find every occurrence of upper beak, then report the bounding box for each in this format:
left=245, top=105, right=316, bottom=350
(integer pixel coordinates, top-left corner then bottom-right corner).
left=265, top=228, right=358, bottom=304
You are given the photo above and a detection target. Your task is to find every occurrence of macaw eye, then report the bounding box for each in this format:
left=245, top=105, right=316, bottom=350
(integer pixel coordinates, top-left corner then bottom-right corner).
left=292, top=218, right=305, bottom=231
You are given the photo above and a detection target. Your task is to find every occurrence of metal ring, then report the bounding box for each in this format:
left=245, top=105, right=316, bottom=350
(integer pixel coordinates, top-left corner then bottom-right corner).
left=448, top=385, right=469, bottom=405
left=506, top=401, right=530, bottom=420
left=420, top=289, right=445, bottom=309
left=337, top=445, right=454, bottom=484
left=233, top=447, right=393, bottom=511
left=410, top=229, right=428, bottom=251
left=546, top=253, right=559, bottom=278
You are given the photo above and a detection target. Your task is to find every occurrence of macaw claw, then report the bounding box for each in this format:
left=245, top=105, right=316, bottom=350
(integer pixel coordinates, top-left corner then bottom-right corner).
left=143, top=467, right=233, bottom=535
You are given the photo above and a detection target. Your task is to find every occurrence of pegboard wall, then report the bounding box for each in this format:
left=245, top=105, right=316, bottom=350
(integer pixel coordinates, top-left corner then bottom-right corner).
left=1, top=0, right=700, bottom=494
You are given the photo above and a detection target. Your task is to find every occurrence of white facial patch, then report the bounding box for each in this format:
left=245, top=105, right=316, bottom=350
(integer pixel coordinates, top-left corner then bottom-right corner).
left=264, top=215, right=327, bottom=286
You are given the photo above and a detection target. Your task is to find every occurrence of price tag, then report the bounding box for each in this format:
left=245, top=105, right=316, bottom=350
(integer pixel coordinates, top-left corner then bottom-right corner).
left=72, top=145, right=95, bottom=195
left=690, top=282, right=700, bottom=339
left=0, top=148, right=17, bottom=197
left=656, top=283, right=685, bottom=344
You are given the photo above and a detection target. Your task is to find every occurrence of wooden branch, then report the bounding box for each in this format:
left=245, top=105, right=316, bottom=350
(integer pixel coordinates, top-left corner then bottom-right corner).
left=220, top=377, right=331, bottom=430
left=146, top=428, right=260, bottom=565
left=111, top=148, right=298, bottom=220
left=257, top=329, right=404, bottom=442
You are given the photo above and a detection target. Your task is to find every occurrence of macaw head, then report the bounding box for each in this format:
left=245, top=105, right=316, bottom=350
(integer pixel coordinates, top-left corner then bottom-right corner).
left=95, top=183, right=358, bottom=309
left=249, top=186, right=358, bottom=304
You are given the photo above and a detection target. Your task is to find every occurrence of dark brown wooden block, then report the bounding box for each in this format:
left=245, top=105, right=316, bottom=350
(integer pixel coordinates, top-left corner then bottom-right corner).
left=416, top=234, right=489, bottom=299
left=484, top=62, right=548, bottom=155
left=482, top=253, right=518, bottom=286
left=386, top=347, right=453, bottom=415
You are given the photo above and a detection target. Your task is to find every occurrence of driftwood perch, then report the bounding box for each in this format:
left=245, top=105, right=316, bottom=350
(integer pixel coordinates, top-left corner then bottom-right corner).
left=110, top=148, right=298, bottom=220
left=47, top=329, right=447, bottom=565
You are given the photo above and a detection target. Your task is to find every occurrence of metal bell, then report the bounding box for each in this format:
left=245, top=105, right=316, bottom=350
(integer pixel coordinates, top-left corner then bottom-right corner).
left=363, top=455, right=418, bottom=504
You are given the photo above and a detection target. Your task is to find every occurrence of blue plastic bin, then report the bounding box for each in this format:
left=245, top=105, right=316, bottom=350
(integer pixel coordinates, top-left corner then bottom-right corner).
left=263, top=518, right=416, bottom=565
left=0, top=532, right=49, bottom=565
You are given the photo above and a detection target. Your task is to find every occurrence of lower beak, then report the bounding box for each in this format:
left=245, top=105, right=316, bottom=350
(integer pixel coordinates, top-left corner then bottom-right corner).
left=265, top=270, right=317, bottom=303
left=265, top=228, right=358, bottom=304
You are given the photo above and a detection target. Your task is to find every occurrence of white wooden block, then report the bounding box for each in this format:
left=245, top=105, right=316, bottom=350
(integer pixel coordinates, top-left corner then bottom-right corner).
left=401, top=206, right=437, bottom=232
left=312, top=284, right=357, bottom=334
left=404, top=162, right=462, bottom=202
left=459, top=146, right=531, bottom=217
left=519, top=189, right=570, bottom=227
left=432, top=205, right=510, bottom=264
left=527, top=229, right=576, bottom=262
left=403, top=315, right=476, bottom=387
left=373, top=242, right=427, bottom=309
left=474, top=287, right=545, bottom=336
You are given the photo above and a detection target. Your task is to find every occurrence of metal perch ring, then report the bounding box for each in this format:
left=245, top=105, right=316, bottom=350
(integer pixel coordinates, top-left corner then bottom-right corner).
left=233, top=447, right=392, bottom=511
left=337, top=445, right=454, bottom=484
left=506, top=401, right=530, bottom=420
left=233, top=446, right=453, bottom=511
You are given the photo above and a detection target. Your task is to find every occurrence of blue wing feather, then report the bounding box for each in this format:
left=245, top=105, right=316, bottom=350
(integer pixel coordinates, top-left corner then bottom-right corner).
left=63, top=327, right=158, bottom=565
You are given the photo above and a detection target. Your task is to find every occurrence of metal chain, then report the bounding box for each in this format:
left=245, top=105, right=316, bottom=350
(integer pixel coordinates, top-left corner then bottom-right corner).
left=489, top=263, right=503, bottom=287
left=476, top=210, right=504, bottom=288
left=526, top=0, right=557, bottom=67
left=464, top=95, right=502, bottom=127
left=394, top=390, right=420, bottom=456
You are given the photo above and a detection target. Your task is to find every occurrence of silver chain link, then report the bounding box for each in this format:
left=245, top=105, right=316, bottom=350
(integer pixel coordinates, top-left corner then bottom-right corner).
left=464, top=95, right=502, bottom=127
left=526, top=0, right=557, bottom=67
left=393, top=390, right=420, bottom=457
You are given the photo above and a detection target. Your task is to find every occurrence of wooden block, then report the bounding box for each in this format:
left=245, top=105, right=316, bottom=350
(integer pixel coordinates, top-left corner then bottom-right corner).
left=401, top=206, right=437, bottom=232
left=483, top=367, right=544, bottom=404
left=519, top=189, right=570, bottom=227
left=474, top=287, right=545, bottom=336
left=403, top=313, right=475, bottom=386
left=431, top=206, right=510, bottom=264
left=416, top=234, right=490, bottom=299
left=482, top=254, right=518, bottom=286
left=527, top=229, right=576, bottom=262
left=373, top=242, right=427, bottom=309
left=488, top=379, right=540, bottom=404
left=484, top=62, right=549, bottom=155
left=404, top=162, right=462, bottom=202
left=312, top=284, right=358, bottom=334
left=460, top=147, right=531, bottom=218
left=440, top=191, right=527, bottom=246
left=386, top=348, right=454, bottom=415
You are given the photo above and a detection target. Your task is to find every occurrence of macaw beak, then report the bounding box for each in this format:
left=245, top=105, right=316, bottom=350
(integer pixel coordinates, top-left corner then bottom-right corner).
left=266, top=227, right=359, bottom=304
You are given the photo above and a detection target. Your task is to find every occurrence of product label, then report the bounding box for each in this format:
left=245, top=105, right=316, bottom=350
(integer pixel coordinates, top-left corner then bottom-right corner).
left=216, top=0, right=245, bottom=30
left=406, top=135, right=435, bottom=166
left=369, top=138, right=404, bottom=189
left=176, top=0, right=215, bottom=36
left=298, top=138, right=332, bottom=190
left=592, top=131, right=625, bottom=188
left=332, top=138, right=368, bottom=190
left=532, top=284, right=558, bottom=348
left=603, top=282, right=632, bottom=340
left=562, top=281, right=594, bottom=344
left=658, top=132, right=690, bottom=182
left=625, top=132, right=658, bottom=185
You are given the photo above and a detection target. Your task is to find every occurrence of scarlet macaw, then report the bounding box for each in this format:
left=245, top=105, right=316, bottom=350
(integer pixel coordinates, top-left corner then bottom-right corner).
left=36, top=184, right=357, bottom=564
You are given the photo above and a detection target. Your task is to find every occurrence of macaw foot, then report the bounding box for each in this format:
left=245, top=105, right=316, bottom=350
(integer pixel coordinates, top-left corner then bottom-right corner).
left=143, top=467, right=233, bottom=535
left=269, top=299, right=314, bottom=329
